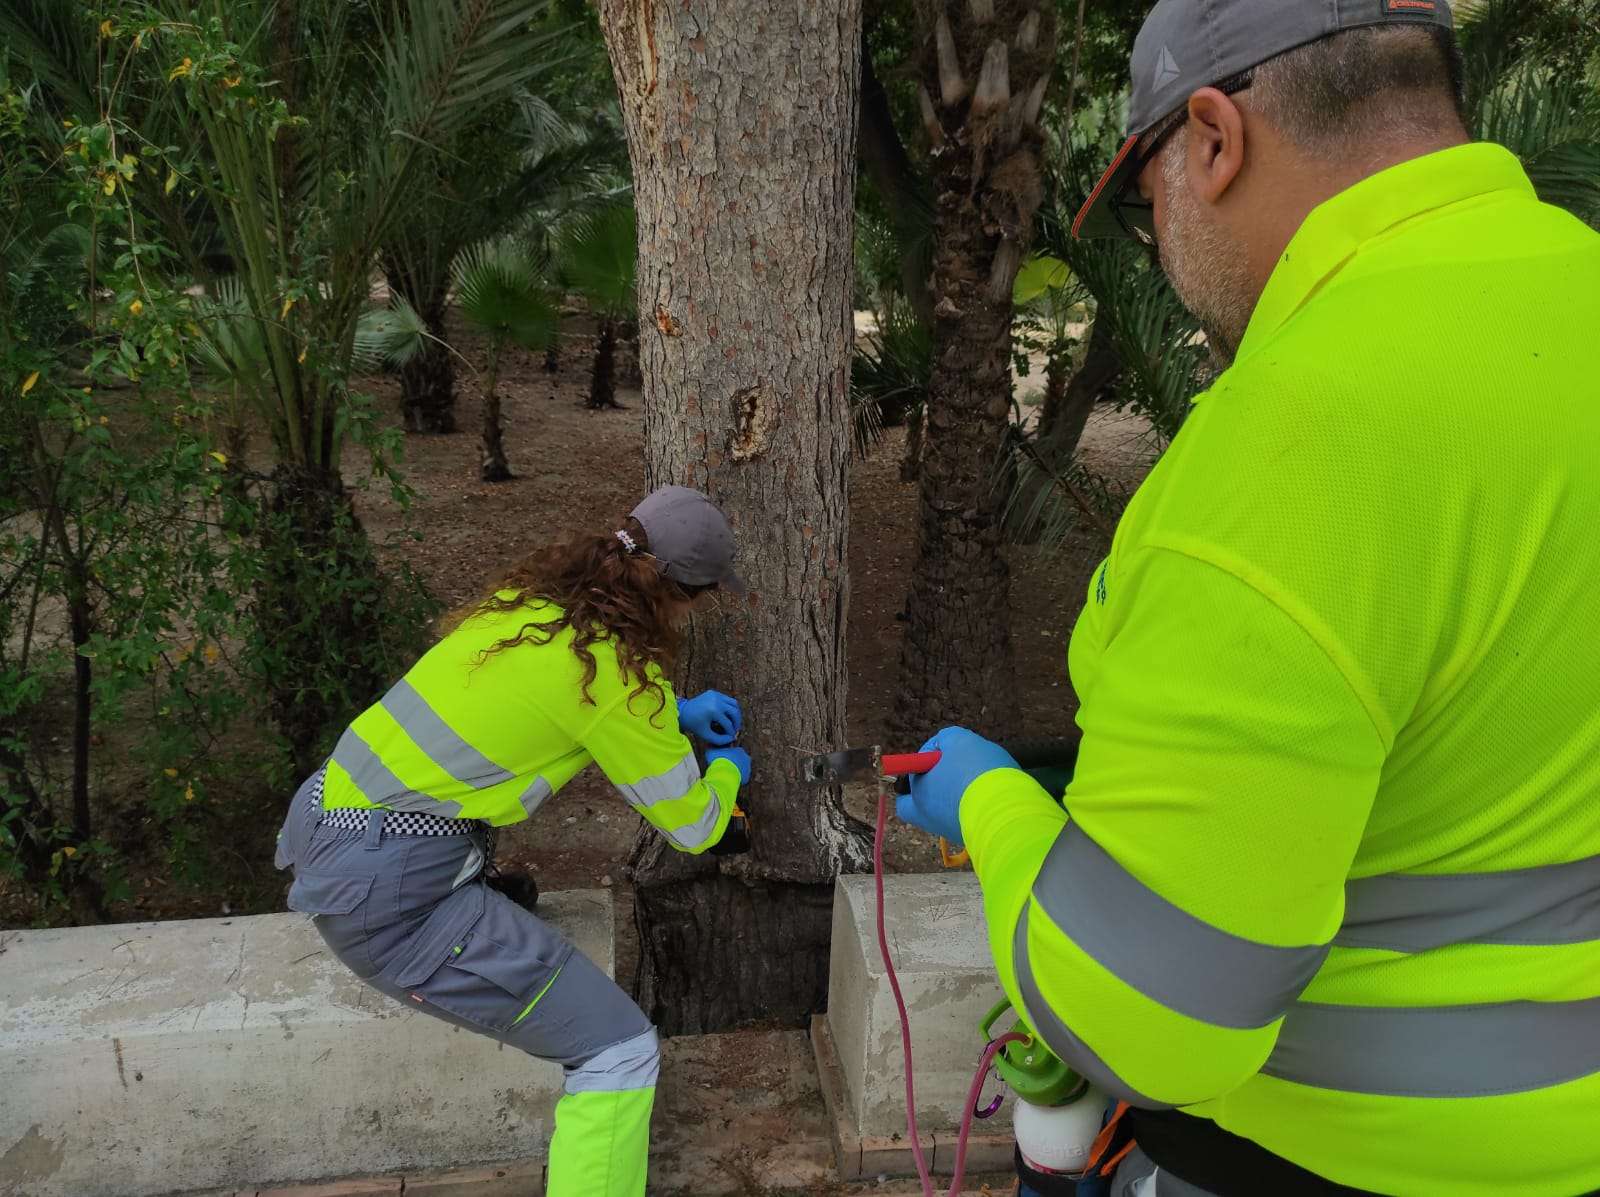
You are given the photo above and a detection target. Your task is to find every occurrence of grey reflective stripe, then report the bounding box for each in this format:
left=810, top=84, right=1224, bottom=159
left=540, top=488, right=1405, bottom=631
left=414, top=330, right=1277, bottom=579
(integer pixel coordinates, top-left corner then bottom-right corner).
left=1031, top=823, right=1329, bottom=1030
left=666, top=794, right=723, bottom=851
left=520, top=776, right=553, bottom=817
left=1263, top=996, right=1600, bottom=1097
left=1339, top=854, right=1600, bottom=952
left=1013, top=902, right=1168, bottom=1109
left=566, top=1028, right=661, bottom=1094
left=330, top=729, right=464, bottom=817
left=381, top=679, right=514, bottom=789
left=618, top=753, right=701, bottom=808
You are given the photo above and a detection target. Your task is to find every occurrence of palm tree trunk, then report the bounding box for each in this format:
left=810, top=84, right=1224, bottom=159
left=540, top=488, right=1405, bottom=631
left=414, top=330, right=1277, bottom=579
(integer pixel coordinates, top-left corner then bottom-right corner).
left=892, top=0, right=1057, bottom=740
left=480, top=344, right=513, bottom=482
left=401, top=299, right=457, bottom=434
left=586, top=317, right=621, bottom=410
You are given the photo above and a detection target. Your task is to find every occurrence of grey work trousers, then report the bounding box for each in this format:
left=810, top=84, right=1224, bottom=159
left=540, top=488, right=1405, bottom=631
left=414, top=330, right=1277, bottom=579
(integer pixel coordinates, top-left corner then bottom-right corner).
left=274, top=771, right=657, bottom=1084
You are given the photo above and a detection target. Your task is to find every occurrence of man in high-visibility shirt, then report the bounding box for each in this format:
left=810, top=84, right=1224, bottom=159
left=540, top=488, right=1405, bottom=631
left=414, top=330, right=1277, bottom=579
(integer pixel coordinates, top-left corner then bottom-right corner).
left=896, top=1, right=1600, bottom=1194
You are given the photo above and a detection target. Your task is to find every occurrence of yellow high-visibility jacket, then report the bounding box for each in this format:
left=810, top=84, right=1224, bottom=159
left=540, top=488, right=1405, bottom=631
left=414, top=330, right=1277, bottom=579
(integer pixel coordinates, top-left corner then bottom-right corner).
left=321, top=597, right=736, bottom=853
left=963, top=144, right=1600, bottom=1196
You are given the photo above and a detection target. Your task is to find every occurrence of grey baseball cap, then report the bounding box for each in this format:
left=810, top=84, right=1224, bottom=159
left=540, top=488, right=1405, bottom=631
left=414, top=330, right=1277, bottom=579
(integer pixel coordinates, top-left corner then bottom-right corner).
left=630, top=485, right=747, bottom=594
left=1073, top=0, right=1455, bottom=241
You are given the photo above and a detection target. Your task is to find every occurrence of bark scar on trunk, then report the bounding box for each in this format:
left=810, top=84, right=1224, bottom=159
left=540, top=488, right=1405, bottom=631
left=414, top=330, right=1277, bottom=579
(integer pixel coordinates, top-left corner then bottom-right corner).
left=636, top=0, right=659, bottom=96
left=729, top=385, right=778, bottom=461
left=654, top=303, right=683, bottom=336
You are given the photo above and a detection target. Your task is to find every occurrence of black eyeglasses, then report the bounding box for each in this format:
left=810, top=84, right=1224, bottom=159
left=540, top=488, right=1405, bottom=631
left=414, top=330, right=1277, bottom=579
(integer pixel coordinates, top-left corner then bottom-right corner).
left=1111, top=71, right=1254, bottom=247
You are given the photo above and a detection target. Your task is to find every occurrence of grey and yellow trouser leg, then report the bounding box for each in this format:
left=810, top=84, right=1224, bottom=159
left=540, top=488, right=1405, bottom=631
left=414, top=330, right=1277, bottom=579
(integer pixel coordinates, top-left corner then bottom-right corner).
left=276, top=774, right=658, bottom=1197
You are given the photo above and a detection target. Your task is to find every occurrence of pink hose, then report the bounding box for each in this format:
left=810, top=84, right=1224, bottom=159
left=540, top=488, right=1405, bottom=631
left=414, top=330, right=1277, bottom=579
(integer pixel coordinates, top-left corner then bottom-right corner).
left=874, top=784, right=1028, bottom=1196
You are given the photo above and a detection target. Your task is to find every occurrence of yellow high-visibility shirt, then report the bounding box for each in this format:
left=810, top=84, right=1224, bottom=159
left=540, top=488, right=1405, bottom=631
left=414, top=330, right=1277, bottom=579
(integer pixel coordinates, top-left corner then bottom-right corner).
left=321, top=598, right=736, bottom=853
left=963, top=143, right=1600, bottom=1196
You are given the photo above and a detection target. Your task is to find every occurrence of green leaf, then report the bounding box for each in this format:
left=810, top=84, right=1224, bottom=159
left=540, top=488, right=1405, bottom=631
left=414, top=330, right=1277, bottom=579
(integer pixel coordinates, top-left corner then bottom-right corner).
left=554, top=202, right=637, bottom=318
left=1013, top=255, right=1072, bottom=305
left=452, top=237, right=559, bottom=350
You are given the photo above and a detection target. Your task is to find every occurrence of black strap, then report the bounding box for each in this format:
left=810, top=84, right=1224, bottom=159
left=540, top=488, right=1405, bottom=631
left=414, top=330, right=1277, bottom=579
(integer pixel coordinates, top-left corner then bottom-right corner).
left=1125, top=1109, right=1378, bottom=1197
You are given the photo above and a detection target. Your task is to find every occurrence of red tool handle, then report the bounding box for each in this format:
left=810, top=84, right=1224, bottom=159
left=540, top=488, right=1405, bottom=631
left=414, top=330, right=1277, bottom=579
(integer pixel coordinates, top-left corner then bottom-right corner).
left=881, top=750, right=942, bottom=776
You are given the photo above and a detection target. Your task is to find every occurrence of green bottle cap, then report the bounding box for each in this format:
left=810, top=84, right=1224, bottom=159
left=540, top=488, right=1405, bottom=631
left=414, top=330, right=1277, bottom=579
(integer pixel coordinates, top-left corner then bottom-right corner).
left=979, top=998, right=1087, bottom=1106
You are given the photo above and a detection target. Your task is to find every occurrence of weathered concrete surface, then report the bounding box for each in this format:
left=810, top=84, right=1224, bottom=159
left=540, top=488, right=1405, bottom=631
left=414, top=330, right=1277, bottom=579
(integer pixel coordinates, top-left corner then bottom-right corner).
left=823, top=873, right=1013, bottom=1139
left=0, top=892, right=612, bottom=1197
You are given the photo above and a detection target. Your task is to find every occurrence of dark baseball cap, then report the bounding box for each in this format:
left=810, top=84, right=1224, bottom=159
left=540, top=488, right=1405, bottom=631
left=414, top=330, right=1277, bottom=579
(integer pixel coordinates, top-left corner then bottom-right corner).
left=630, top=486, right=747, bottom=594
left=1073, top=0, right=1455, bottom=241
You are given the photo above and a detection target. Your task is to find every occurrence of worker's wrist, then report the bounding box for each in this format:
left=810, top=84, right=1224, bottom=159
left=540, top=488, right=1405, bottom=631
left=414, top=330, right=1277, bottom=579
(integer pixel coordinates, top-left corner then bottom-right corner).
left=705, top=754, right=742, bottom=794
left=958, top=767, right=1059, bottom=871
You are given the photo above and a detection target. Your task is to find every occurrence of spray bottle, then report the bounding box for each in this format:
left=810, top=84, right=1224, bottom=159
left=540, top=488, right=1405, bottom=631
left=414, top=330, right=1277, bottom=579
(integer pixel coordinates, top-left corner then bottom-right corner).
left=980, top=997, right=1111, bottom=1196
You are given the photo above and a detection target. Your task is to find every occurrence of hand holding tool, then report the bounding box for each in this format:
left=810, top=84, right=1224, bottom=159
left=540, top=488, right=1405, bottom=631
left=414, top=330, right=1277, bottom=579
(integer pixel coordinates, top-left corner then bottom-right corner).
left=678, top=690, right=742, bottom=746
left=798, top=732, right=1078, bottom=868
left=894, top=727, right=1019, bottom=847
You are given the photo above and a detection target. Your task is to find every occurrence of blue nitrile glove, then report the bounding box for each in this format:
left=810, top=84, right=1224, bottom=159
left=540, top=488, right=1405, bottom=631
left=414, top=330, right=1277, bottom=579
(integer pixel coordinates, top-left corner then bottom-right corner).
left=678, top=690, right=743, bottom=746
left=894, top=727, right=1019, bottom=847
left=705, top=746, right=752, bottom=785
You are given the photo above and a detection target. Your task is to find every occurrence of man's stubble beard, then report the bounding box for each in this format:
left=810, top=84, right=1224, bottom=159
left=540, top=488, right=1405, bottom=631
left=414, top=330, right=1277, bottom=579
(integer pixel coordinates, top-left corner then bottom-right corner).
left=1156, top=136, right=1260, bottom=368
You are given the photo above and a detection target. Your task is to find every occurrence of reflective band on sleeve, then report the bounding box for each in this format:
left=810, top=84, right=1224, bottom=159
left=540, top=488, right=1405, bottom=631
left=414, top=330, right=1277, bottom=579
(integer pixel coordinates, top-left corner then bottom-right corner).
left=520, top=775, right=553, bottom=817
left=1263, top=995, right=1600, bottom=1097
left=381, top=679, right=515, bottom=789
left=1339, top=853, right=1600, bottom=952
left=1013, top=902, right=1168, bottom=1109
left=1031, top=823, right=1329, bottom=1030
left=617, top=753, right=702, bottom=808
left=665, top=794, right=723, bottom=851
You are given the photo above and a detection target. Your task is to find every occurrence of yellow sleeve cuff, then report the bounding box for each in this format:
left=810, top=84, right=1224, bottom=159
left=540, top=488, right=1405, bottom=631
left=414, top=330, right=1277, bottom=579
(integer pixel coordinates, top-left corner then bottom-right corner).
left=960, top=767, right=1068, bottom=996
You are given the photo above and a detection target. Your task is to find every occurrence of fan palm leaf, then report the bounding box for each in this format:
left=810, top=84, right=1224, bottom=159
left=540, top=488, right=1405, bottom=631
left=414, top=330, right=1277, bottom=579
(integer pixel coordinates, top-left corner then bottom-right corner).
left=452, top=237, right=558, bottom=351
left=555, top=202, right=637, bottom=318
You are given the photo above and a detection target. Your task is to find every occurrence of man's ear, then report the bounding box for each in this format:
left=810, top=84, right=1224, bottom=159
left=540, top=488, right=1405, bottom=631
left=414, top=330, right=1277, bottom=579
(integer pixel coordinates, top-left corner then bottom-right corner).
left=1183, top=87, right=1247, bottom=205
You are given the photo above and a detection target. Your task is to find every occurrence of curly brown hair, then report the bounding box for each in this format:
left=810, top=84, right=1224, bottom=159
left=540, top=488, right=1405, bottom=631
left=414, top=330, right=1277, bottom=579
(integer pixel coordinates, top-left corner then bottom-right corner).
left=456, top=517, right=696, bottom=716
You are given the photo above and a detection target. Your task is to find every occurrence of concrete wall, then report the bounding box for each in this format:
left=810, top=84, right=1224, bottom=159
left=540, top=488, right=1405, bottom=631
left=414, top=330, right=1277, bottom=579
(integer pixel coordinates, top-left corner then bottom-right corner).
left=0, top=892, right=612, bottom=1197
left=824, top=873, right=1014, bottom=1137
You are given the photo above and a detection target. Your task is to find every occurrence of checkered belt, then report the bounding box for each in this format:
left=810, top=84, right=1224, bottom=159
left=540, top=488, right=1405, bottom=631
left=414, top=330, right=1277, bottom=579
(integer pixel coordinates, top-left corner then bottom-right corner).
left=318, top=807, right=478, bottom=836
left=312, top=772, right=480, bottom=838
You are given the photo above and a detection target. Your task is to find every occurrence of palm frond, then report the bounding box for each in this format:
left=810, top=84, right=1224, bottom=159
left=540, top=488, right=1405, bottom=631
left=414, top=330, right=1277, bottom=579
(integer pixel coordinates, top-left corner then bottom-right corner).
left=851, top=307, right=933, bottom=434
left=1003, top=432, right=1129, bottom=548
left=352, top=292, right=433, bottom=371
left=190, top=277, right=271, bottom=389
left=0, top=0, right=98, bottom=118
left=452, top=236, right=558, bottom=350
left=555, top=202, right=636, bottom=317
left=1522, top=140, right=1600, bottom=225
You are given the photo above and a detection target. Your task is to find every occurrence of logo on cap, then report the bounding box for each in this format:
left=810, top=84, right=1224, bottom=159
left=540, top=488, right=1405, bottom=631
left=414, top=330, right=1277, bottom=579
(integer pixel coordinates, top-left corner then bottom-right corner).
left=1384, top=0, right=1437, bottom=10
left=1154, top=45, right=1182, bottom=88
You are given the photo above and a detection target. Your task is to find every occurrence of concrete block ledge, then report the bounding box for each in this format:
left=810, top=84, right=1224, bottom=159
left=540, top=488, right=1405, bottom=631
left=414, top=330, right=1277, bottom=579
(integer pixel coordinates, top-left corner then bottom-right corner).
left=0, top=892, right=613, bottom=1197
left=817, top=873, right=1016, bottom=1179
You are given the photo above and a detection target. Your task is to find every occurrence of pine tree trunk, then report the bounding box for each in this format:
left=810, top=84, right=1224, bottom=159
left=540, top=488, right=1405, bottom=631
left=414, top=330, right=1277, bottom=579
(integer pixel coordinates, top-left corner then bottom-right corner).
left=598, top=0, right=869, bottom=1034
left=892, top=0, right=1057, bottom=741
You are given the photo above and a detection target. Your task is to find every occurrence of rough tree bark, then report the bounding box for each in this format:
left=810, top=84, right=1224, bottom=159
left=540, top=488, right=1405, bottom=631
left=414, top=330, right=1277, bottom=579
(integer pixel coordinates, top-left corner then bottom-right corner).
left=891, top=0, right=1056, bottom=741
left=597, top=0, right=870, bottom=1034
